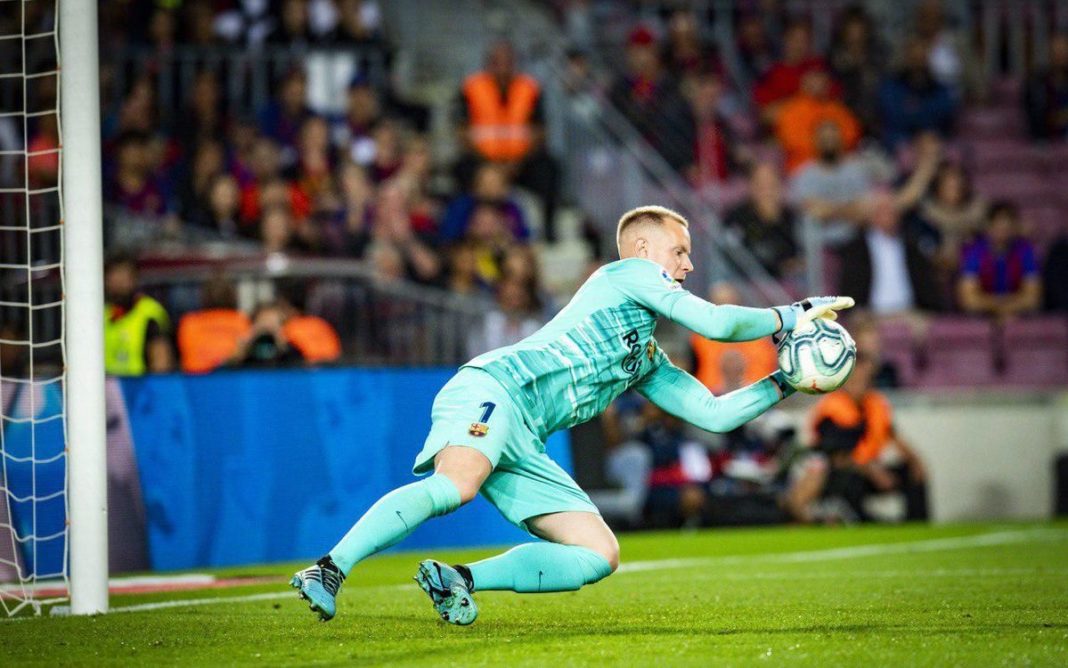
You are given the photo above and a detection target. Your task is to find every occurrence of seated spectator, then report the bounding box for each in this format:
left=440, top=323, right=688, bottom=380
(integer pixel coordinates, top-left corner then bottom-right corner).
left=268, top=0, right=314, bottom=46
left=839, top=190, right=944, bottom=316
left=369, top=182, right=441, bottom=283
left=790, top=120, right=872, bottom=248
left=103, top=253, right=174, bottom=376
left=690, top=283, right=778, bottom=392
left=500, top=244, right=555, bottom=317
left=261, top=205, right=314, bottom=254
left=456, top=40, right=561, bottom=239
left=916, top=162, right=985, bottom=270
left=467, top=274, right=542, bottom=358
left=445, top=241, right=492, bottom=299
left=753, top=20, right=835, bottom=126
left=725, top=163, right=801, bottom=279
left=1024, top=32, right=1068, bottom=141
left=107, top=131, right=167, bottom=216
left=734, top=14, right=775, bottom=84
left=191, top=173, right=242, bottom=237
left=608, top=26, right=695, bottom=173
left=776, top=69, right=861, bottom=173
left=634, top=402, right=712, bottom=528
left=177, top=275, right=251, bottom=374
left=829, top=5, right=885, bottom=134
left=238, top=137, right=289, bottom=225
left=687, top=71, right=740, bottom=186
left=440, top=163, right=528, bottom=243
left=176, top=138, right=226, bottom=224
left=390, top=135, right=440, bottom=237
left=784, top=349, right=928, bottom=524
left=336, top=75, right=382, bottom=165
left=289, top=116, right=336, bottom=211
left=877, top=38, right=957, bottom=151
left=258, top=68, right=313, bottom=168
left=323, top=161, right=375, bottom=256
left=913, top=0, right=976, bottom=99
left=229, top=301, right=306, bottom=368
left=464, top=202, right=516, bottom=286
left=367, top=241, right=407, bottom=285
left=957, top=201, right=1042, bottom=320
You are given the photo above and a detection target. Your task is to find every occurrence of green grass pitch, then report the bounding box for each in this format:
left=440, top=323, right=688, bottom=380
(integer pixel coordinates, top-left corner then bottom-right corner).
left=3, top=522, right=1067, bottom=666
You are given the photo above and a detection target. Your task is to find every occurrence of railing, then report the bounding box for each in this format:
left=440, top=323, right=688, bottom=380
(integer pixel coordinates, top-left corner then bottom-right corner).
left=108, top=44, right=391, bottom=121
left=137, top=253, right=493, bottom=368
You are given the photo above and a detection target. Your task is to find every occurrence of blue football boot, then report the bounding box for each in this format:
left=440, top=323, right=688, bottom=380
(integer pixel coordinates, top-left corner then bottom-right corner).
left=414, top=559, right=478, bottom=626
left=290, top=556, right=345, bottom=621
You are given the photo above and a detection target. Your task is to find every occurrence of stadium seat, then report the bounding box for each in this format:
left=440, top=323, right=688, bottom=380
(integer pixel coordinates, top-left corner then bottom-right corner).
left=875, top=319, right=918, bottom=387
left=915, top=317, right=998, bottom=388
left=1001, top=317, right=1068, bottom=387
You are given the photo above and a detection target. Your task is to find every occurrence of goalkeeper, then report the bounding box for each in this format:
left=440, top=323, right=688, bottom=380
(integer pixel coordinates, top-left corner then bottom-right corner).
left=292, top=205, right=853, bottom=625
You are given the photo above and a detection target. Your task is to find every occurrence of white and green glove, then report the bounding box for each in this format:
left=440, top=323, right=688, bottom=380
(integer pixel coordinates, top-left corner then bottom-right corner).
left=773, top=296, right=855, bottom=334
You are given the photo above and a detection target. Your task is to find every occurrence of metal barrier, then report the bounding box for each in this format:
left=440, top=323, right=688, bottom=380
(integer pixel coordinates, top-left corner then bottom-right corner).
left=108, top=44, right=391, bottom=121
left=137, top=253, right=493, bottom=368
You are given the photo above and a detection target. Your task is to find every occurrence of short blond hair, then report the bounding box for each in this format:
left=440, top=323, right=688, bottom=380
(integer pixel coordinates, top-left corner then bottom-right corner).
left=616, top=205, right=690, bottom=251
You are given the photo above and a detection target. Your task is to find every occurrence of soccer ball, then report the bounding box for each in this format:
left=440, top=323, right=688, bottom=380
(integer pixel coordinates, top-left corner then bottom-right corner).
left=777, top=319, right=857, bottom=395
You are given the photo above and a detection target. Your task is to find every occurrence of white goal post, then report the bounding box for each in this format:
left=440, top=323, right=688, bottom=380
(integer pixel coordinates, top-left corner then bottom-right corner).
left=60, top=0, right=107, bottom=615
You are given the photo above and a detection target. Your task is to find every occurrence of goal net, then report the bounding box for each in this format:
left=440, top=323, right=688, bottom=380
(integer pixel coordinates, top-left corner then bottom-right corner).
left=0, top=0, right=74, bottom=617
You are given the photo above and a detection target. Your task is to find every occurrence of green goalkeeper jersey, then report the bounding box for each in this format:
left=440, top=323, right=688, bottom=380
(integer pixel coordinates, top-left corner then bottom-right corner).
left=464, top=258, right=786, bottom=441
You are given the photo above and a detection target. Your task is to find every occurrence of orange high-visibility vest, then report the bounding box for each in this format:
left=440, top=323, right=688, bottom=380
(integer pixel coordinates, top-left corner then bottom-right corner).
left=808, top=390, right=894, bottom=466
left=462, top=72, right=540, bottom=161
left=177, top=309, right=251, bottom=374
left=283, top=315, right=341, bottom=364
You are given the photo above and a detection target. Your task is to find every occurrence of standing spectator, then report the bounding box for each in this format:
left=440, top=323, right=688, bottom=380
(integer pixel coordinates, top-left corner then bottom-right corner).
left=838, top=190, right=944, bottom=316
left=687, top=71, right=739, bottom=186
left=467, top=275, right=542, bottom=358
left=690, top=282, right=778, bottom=393
left=753, top=20, right=834, bottom=126
left=177, top=275, right=251, bottom=374
left=725, top=163, right=801, bottom=280
left=608, top=26, right=695, bottom=172
left=786, top=348, right=929, bottom=524
left=829, top=5, right=885, bottom=135
left=1024, top=33, right=1068, bottom=141
left=957, top=202, right=1042, bottom=320
left=877, top=38, right=957, bottom=151
left=440, top=163, right=528, bottom=243
left=775, top=68, right=862, bottom=173
left=103, top=254, right=174, bottom=376
left=790, top=121, right=872, bottom=247
left=456, top=41, right=560, bottom=239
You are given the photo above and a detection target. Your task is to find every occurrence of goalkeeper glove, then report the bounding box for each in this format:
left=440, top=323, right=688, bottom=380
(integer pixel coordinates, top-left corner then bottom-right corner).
left=773, top=296, right=855, bottom=334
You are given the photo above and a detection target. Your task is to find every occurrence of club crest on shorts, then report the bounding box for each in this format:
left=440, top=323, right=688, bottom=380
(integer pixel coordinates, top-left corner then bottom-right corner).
left=469, top=422, right=489, bottom=437
left=646, top=340, right=656, bottom=361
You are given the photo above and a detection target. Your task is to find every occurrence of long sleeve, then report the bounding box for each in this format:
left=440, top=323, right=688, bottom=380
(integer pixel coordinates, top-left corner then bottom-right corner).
left=636, top=350, right=784, bottom=433
left=606, top=258, right=781, bottom=341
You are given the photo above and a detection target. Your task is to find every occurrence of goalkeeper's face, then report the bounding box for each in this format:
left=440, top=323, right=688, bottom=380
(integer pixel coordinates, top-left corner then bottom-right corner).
left=643, top=219, right=694, bottom=284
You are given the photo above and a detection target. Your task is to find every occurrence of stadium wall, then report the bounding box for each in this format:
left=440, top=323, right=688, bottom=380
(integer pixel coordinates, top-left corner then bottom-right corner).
left=118, top=369, right=568, bottom=571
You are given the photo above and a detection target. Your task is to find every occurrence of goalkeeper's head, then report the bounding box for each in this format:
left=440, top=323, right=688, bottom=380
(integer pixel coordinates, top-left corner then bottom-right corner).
left=616, top=205, right=694, bottom=283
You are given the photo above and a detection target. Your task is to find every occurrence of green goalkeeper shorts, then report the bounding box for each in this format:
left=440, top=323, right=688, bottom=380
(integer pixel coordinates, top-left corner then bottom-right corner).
left=413, top=367, right=599, bottom=530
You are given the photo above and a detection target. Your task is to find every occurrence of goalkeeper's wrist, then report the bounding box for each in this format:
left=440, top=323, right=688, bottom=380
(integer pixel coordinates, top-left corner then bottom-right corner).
left=768, top=370, right=796, bottom=399
left=772, top=305, right=797, bottom=333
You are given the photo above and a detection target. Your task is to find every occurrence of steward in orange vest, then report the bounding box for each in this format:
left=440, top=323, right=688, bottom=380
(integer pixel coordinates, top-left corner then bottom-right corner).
left=460, top=42, right=545, bottom=163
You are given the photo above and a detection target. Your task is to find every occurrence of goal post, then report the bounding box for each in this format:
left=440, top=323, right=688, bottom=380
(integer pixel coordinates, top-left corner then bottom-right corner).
left=60, top=0, right=107, bottom=615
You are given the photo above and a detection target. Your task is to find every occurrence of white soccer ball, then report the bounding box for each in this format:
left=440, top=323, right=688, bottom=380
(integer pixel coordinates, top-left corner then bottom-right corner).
left=777, top=318, right=857, bottom=395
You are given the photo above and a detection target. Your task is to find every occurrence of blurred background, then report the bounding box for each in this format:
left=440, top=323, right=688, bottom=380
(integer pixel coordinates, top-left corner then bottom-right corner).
left=1, top=0, right=1067, bottom=577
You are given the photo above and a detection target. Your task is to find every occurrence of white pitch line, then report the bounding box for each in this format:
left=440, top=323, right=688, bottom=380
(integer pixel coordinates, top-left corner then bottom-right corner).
left=4, top=528, right=1064, bottom=620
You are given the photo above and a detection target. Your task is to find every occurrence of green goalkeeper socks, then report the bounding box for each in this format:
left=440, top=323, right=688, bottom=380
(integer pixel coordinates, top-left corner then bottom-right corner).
left=466, top=542, right=613, bottom=593
left=328, top=474, right=461, bottom=575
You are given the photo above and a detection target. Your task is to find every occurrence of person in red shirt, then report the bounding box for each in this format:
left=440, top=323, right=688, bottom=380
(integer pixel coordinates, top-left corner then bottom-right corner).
left=753, top=20, right=839, bottom=126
